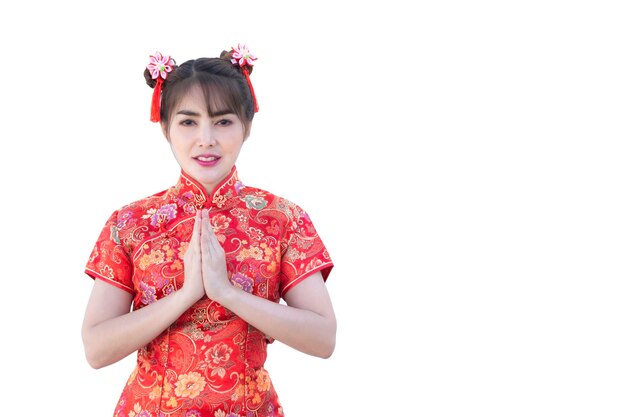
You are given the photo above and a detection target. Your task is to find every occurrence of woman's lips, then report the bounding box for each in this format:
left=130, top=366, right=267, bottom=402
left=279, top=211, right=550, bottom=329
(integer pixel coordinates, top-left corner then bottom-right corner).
left=194, top=155, right=221, bottom=167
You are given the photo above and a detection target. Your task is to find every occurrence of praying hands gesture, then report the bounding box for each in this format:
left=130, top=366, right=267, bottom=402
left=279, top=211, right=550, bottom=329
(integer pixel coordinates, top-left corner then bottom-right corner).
left=180, top=209, right=336, bottom=358
left=83, top=210, right=335, bottom=369
left=181, top=209, right=232, bottom=303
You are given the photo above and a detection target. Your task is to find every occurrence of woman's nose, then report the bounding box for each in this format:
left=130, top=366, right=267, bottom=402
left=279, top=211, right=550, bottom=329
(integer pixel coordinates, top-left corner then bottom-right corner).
left=199, top=125, right=217, bottom=147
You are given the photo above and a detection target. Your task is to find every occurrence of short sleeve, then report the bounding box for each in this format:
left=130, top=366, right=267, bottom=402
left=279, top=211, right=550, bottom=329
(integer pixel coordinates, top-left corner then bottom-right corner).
left=279, top=204, right=333, bottom=296
left=84, top=210, right=134, bottom=294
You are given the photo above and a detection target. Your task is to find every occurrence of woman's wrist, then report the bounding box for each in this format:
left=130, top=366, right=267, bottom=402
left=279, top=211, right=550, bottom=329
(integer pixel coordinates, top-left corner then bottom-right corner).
left=211, top=280, right=239, bottom=307
left=176, top=281, right=205, bottom=306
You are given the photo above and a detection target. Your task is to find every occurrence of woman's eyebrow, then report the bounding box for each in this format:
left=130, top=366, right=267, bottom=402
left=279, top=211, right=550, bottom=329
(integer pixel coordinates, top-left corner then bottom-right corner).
left=175, top=109, right=234, bottom=117
left=176, top=110, right=201, bottom=116
left=210, top=109, right=234, bottom=117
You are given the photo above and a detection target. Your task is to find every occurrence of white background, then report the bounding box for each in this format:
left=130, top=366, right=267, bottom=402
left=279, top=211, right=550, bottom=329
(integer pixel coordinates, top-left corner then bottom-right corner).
left=1, top=1, right=625, bottom=416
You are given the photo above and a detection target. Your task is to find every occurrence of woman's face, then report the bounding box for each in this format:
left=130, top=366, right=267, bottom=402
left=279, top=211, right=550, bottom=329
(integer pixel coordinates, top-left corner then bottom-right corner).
left=165, top=85, right=247, bottom=194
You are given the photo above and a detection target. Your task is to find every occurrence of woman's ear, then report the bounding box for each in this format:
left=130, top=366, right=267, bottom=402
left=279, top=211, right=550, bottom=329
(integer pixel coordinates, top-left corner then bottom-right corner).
left=243, top=122, right=252, bottom=142
left=160, top=121, right=170, bottom=141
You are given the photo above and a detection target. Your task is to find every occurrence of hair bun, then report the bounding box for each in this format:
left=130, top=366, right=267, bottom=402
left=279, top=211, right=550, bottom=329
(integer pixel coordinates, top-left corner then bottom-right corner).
left=144, top=68, right=158, bottom=88
left=220, top=49, right=254, bottom=75
left=144, top=63, right=178, bottom=89
left=143, top=57, right=178, bottom=88
left=219, top=49, right=231, bottom=61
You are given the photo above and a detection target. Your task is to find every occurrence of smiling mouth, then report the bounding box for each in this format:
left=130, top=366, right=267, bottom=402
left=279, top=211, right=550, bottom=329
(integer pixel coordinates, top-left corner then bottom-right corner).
left=194, top=155, right=221, bottom=166
left=196, top=156, right=219, bottom=162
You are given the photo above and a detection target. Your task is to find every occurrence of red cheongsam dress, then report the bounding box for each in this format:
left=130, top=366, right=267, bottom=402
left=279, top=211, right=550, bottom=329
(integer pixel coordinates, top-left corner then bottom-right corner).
left=85, top=166, right=333, bottom=417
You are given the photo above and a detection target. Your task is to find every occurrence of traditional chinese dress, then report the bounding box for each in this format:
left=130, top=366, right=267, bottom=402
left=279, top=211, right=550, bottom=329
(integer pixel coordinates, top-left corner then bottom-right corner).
left=85, top=166, right=333, bottom=417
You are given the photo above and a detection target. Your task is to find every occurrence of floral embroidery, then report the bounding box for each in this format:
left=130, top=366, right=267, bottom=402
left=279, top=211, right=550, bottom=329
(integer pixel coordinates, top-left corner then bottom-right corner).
left=212, top=194, right=228, bottom=208
left=205, top=342, right=233, bottom=378
left=101, top=264, right=114, bottom=279
left=236, top=246, right=264, bottom=262
left=215, top=411, right=241, bottom=417
left=246, top=370, right=270, bottom=405
left=149, top=384, right=161, bottom=401
left=284, top=246, right=306, bottom=262
left=211, top=213, right=231, bottom=233
left=242, top=195, right=267, bottom=210
left=117, top=210, right=133, bottom=229
left=256, top=369, right=271, bottom=392
left=138, top=249, right=165, bottom=270
left=176, top=191, right=198, bottom=215
left=245, top=227, right=263, bottom=241
left=229, top=207, right=248, bottom=223
left=230, top=272, right=254, bottom=293
left=232, top=379, right=245, bottom=401
left=110, top=225, right=121, bottom=245
left=174, top=372, right=207, bottom=399
left=171, top=259, right=183, bottom=271
left=139, top=281, right=157, bottom=305
left=178, top=242, right=189, bottom=259
left=206, top=342, right=233, bottom=367
left=142, top=203, right=178, bottom=227
left=167, top=396, right=178, bottom=408
left=266, top=220, right=280, bottom=236
left=304, top=258, right=324, bottom=273
left=129, top=403, right=152, bottom=417
left=85, top=167, right=332, bottom=416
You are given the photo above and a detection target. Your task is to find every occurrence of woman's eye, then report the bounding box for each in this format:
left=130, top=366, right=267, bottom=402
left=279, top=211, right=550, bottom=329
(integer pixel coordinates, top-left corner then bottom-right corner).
left=216, top=118, right=233, bottom=126
left=180, top=119, right=196, bottom=126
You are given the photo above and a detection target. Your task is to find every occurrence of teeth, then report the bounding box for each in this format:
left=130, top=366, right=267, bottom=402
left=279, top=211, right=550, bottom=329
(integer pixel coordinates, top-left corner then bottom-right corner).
left=197, top=156, right=217, bottom=162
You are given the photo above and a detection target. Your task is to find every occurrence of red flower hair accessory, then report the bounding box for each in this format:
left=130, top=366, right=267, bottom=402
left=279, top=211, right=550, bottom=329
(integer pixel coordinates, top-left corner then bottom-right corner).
left=147, top=51, right=175, bottom=122
left=230, top=44, right=259, bottom=113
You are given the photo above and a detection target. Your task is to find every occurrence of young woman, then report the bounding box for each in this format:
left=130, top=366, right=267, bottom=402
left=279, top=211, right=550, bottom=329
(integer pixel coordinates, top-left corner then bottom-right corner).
left=82, top=45, right=335, bottom=417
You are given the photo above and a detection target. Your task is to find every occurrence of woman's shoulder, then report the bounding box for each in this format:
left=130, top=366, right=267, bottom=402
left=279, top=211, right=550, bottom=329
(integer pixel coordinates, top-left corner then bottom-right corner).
left=106, top=186, right=176, bottom=228
left=239, top=184, right=309, bottom=223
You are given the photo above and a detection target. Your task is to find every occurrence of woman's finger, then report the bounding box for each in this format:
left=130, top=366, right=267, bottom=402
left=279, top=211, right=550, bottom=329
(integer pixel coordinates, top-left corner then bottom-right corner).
left=201, top=210, right=222, bottom=253
left=189, top=209, right=202, bottom=247
left=207, top=221, right=222, bottom=252
left=200, top=209, right=212, bottom=260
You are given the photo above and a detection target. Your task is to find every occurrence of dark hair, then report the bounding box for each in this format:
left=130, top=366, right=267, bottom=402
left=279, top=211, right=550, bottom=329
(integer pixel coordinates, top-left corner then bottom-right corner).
left=144, top=51, right=255, bottom=137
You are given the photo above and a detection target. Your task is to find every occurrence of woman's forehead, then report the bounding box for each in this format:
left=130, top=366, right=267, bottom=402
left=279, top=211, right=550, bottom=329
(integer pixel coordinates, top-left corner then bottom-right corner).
left=173, top=83, right=234, bottom=115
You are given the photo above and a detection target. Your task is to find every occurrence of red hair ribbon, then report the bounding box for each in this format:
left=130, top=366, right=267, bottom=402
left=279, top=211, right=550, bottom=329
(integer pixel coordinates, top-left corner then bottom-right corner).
left=230, top=44, right=259, bottom=113
left=241, top=67, right=259, bottom=113
left=146, top=51, right=175, bottom=122
left=150, top=78, right=163, bottom=122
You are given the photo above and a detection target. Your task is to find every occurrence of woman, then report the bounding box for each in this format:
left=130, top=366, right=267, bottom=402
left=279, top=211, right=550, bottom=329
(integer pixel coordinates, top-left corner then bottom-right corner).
left=82, top=45, right=336, bottom=417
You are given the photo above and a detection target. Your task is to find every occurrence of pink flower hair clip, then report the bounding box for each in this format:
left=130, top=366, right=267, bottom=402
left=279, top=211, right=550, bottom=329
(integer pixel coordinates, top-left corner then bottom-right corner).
left=231, top=44, right=257, bottom=68
left=147, top=51, right=176, bottom=122
left=230, top=44, right=259, bottom=113
left=147, top=51, right=175, bottom=80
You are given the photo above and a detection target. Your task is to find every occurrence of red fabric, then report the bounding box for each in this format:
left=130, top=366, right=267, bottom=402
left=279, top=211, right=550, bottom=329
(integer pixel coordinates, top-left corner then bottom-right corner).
left=242, top=67, right=259, bottom=113
left=150, top=78, right=163, bottom=122
left=85, top=167, right=332, bottom=417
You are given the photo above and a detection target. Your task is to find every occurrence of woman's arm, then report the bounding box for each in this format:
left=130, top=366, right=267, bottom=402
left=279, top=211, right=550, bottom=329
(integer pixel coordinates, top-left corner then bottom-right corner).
left=198, top=209, right=336, bottom=358
left=82, top=211, right=207, bottom=369
left=218, top=272, right=336, bottom=358
left=81, top=280, right=201, bottom=369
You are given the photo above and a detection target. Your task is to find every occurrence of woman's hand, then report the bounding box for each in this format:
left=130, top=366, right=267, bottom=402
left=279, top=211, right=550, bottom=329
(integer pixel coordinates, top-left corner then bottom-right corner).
left=199, top=209, right=233, bottom=302
left=179, top=210, right=206, bottom=303
left=177, top=209, right=335, bottom=358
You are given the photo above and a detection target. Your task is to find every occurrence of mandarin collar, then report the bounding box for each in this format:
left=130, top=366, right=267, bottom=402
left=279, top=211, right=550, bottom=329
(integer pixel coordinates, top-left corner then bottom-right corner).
left=173, top=166, right=243, bottom=210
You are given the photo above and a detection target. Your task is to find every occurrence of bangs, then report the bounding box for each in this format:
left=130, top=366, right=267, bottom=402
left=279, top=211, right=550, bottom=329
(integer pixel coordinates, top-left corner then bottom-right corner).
left=165, top=73, right=248, bottom=125
left=171, top=75, right=242, bottom=116
left=199, top=75, right=243, bottom=118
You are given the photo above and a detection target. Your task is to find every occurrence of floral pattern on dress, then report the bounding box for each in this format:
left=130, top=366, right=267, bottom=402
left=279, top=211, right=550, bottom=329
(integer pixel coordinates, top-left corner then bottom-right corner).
left=85, top=166, right=332, bottom=417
